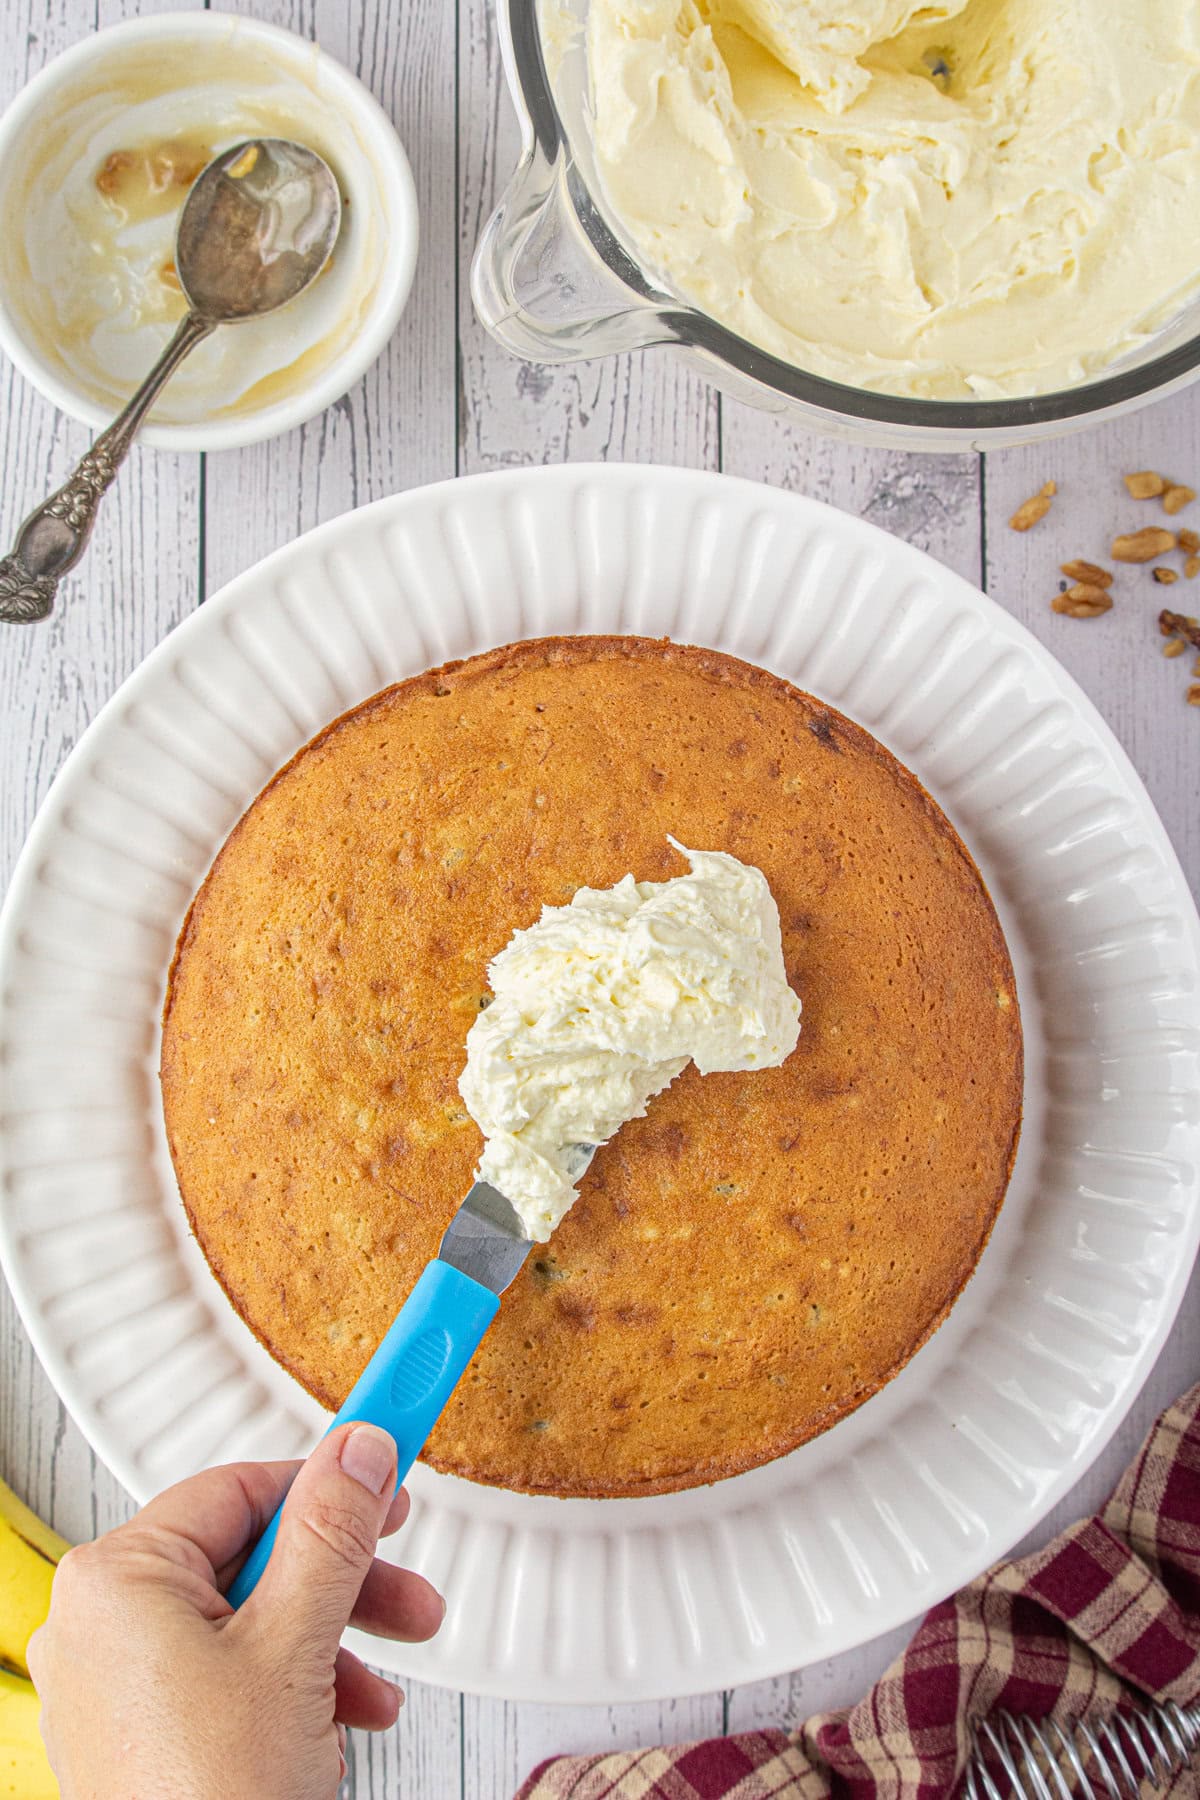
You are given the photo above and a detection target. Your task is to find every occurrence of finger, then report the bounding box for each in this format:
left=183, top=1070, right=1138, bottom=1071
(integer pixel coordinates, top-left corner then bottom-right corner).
left=130, top=1462, right=407, bottom=1588
left=333, top=1646, right=404, bottom=1731
left=380, top=1484, right=411, bottom=1538
left=246, top=1422, right=397, bottom=1654
left=126, top=1459, right=304, bottom=1581
left=220, top=1470, right=408, bottom=1593
left=350, top=1559, right=445, bottom=1642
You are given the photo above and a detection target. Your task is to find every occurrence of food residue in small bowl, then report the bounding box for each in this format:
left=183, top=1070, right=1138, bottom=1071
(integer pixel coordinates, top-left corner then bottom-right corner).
left=0, top=18, right=415, bottom=441
left=95, top=137, right=214, bottom=220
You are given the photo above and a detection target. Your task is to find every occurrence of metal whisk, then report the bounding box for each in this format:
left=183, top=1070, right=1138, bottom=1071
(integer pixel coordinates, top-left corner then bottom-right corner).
left=964, top=1701, right=1200, bottom=1800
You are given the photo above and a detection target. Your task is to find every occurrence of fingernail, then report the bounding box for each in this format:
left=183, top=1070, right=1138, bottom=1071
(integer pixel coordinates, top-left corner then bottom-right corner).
left=340, top=1424, right=396, bottom=1496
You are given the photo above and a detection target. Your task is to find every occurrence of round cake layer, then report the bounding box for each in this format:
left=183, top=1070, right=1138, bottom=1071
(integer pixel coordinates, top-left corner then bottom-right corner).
left=161, top=636, right=1023, bottom=1496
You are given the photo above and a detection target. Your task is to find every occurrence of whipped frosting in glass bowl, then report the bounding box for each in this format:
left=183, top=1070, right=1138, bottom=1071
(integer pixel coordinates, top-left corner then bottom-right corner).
left=587, top=0, right=1200, bottom=403
left=0, top=12, right=418, bottom=451
left=472, top=0, right=1200, bottom=450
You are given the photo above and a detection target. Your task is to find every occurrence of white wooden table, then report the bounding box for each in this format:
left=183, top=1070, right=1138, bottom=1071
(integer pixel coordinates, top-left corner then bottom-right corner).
left=2, top=4, right=1198, bottom=1795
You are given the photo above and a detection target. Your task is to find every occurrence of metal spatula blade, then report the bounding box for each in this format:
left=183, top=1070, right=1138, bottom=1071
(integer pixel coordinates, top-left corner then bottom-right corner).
left=225, top=1143, right=597, bottom=1607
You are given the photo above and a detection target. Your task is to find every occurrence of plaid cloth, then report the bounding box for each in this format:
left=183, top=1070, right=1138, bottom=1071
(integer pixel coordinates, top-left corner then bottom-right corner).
left=516, top=1384, right=1200, bottom=1800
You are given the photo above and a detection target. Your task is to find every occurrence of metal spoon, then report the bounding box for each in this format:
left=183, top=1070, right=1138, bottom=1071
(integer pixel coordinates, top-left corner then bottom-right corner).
left=0, top=138, right=342, bottom=624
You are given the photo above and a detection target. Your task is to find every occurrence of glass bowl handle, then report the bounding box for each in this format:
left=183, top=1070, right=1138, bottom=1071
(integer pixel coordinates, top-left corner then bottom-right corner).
left=471, top=145, right=679, bottom=364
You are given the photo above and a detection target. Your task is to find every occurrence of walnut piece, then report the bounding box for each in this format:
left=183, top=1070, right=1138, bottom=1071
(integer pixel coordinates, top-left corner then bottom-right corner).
left=1178, top=528, right=1200, bottom=554
left=1159, top=609, right=1200, bottom=650
left=1188, top=685, right=1200, bottom=707
left=1059, top=559, right=1113, bottom=587
left=1187, top=557, right=1200, bottom=581
left=1163, top=638, right=1185, bottom=657
left=1113, top=528, right=1178, bottom=562
left=1052, top=584, right=1112, bottom=618
left=1163, top=484, right=1196, bottom=516
left=1009, top=481, right=1056, bottom=531
left=1124, top=470, right=1166, bottom=499
left=1153, top=566, right=1179, bottom=585
left=95, top=150, right=133, bottom=195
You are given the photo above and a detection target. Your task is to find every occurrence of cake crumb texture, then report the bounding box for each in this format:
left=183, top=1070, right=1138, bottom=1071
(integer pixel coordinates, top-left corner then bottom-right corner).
left=161, top=636, right=1022, bottom=1496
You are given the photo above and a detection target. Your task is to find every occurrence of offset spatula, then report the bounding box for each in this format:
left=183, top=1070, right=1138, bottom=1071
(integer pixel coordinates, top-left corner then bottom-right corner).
left=226, top=1179, right=534, bottom=1607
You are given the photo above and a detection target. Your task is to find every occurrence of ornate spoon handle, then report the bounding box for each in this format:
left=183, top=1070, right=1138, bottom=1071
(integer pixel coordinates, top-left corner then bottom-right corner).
left=0, top=310, right=215, bottom=624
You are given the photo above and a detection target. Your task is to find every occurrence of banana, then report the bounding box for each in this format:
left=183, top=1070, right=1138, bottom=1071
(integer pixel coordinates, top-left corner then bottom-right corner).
left=0, top=1665, right=57, bottom=1798
left=0, top=1477, right=68, bottom=1680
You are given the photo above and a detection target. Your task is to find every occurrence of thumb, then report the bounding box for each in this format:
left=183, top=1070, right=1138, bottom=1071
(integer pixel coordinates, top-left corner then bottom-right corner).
left=248, top=1421, right=397, bottom=1652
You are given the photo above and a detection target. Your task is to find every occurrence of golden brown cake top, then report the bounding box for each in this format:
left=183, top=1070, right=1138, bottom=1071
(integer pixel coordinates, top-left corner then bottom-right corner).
left=161, top=636, right=1022, bottom=1496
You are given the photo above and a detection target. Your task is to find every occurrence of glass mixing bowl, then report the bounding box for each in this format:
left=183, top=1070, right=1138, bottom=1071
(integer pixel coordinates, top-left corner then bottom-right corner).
left=472, top=0, right=1200, bottom=451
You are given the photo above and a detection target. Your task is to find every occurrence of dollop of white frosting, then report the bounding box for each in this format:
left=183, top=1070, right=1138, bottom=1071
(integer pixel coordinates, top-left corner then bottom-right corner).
left=458, top=841, right=801, bottom=1241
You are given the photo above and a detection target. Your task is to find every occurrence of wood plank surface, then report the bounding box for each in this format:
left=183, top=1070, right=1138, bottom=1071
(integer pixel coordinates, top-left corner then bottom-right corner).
left=0, top=0, right=199, bottom=1558
left=456, top=0, right=720, bottom=479
left=983, top=388, right=1200, bottom=886
left=0, top=3, right=1196, bottom=1798
left=720, top=412, right=984, bottom=584
left=202, top=0, right=459, bottom=597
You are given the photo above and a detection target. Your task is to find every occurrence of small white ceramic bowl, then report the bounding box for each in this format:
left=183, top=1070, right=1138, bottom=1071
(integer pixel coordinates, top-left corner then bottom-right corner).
left=0, top=11, right=418, bottom=451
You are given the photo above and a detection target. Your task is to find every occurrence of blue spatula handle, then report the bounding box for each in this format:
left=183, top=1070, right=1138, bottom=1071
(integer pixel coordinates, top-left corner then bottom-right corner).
left=226, top=1258, right=498, bottom=1608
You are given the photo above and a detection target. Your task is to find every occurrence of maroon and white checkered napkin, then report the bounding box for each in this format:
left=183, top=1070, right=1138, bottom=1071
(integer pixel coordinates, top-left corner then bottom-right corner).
left=516, top=1384, right=1200, bottom=1800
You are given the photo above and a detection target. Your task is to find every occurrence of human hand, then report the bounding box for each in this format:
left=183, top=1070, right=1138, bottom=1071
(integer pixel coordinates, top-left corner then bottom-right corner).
left=28, top=1422, right=443, bottom=1800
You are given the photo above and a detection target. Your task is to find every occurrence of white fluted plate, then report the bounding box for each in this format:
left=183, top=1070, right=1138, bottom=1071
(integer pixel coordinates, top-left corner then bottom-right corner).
left=2, top=465, right=1198, bottom=1703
